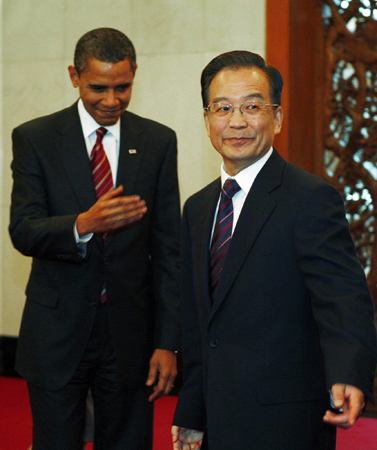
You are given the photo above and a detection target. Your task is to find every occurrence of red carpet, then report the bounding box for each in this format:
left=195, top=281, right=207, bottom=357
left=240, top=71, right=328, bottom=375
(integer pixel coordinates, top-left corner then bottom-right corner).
left=1, top=376, right=376, bottom=449
left=0, top=377, right=177, bottom=450
left=336, top=416, right=377, bottom=450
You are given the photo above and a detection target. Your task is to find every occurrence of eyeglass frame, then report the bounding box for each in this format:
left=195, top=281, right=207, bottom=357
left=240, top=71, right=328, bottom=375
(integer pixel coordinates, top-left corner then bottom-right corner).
left=204, top=99, right=280, bottom=117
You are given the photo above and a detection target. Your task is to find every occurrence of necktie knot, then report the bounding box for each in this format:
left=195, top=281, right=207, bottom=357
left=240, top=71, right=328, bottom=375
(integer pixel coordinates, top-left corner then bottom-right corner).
left=96, top=127, right=108, bottom=142
left=222, top=178, right=241, bottom=200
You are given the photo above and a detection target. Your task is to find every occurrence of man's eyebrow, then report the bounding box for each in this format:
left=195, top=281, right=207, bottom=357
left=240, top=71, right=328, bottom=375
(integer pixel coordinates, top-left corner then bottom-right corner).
left=88, top=83, right=107, bottom=89
left=244, top=93, right=264, bottom=100
left=116, top=82, right=132, bottom=88
left=210, top=92, right=264, bottom=104
left=211, top=96, right=229, bottom=104
left=87, top=82, right=132, bottom=89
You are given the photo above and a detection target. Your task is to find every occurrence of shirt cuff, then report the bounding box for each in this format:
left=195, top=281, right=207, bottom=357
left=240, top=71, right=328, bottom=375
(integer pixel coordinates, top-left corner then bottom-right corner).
left=74, top=220, right=93, bottom=243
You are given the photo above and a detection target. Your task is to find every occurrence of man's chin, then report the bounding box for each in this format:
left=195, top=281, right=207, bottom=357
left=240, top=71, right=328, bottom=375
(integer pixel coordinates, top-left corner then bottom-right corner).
left=95, top=115, right=122, bottom=126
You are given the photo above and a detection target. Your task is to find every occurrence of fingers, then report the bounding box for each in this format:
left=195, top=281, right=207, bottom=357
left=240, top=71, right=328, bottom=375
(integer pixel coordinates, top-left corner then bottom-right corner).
left=323, top=384, right=365, bottom=428
left=102, top=184, right=124, bottom=199
left=323, top=410, right=350, bottom=428
left=165, top=373, right=176, bottom=395
left=99, top=193, right=147, bottom=225
left=172, top=426, right=182, bottom=449
left=171, top=427, right=202, bottom=450
left=146, top=363, right=157, bottom=388
left=347, top=386, right=365, bottom=426
left=331, top=383, right=346, bottom=410
left=148, top=372, right=176, bottom=402
left=77, top=186, right=147, bottom=235
left=96, top=198, right=146, bottom=229
left=171, top=426, right=179, bottom=443
left=147, top=367, right=175, bottom=402
left=323, top=384, right=348, bottom=427
left=185, top=443, right=201, bottom=450
left=146, top=350, right=177, bottom=402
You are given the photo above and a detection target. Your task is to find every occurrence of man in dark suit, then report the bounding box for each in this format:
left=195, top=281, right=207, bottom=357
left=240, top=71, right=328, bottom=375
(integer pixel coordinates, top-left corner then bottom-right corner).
left=172, top=51, right=377, bottom=450
left=9, top=28, right=181, bottom=450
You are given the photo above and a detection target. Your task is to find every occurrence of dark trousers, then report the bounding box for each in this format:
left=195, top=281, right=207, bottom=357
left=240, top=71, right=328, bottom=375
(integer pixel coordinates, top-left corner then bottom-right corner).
left=28, top=302, right=153, bottom=450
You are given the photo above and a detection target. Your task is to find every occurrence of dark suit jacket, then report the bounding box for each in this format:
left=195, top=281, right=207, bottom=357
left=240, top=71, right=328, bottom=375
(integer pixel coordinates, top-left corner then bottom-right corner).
left=9, top=103, right=181, bottom=390
left=173, top=149, right=377, bottom=449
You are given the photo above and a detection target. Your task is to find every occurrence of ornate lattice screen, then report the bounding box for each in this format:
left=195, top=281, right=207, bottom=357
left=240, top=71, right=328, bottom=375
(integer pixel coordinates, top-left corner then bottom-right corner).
left=323, top=0, right=377, bottom=311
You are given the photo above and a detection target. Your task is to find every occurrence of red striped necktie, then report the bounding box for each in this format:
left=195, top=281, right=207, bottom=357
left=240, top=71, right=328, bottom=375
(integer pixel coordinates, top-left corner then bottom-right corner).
left=210, top=178, right=241, bottom=302
left=90, top=127, right=113, bottom=199
left=90, top=127, right=113, bottom=303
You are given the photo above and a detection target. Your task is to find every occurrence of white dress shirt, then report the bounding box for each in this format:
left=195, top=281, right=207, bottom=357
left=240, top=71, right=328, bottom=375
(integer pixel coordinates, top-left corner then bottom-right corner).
left=211, top=147, right=273, bottom=242
left=74, top=99, right=122, bottom=244
left=78, top=99, right=120, bottom=186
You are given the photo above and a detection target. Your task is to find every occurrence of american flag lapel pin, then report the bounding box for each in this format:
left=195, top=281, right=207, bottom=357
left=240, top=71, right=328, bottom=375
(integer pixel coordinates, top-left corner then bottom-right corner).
left=128, top=149, right=138, bottom=154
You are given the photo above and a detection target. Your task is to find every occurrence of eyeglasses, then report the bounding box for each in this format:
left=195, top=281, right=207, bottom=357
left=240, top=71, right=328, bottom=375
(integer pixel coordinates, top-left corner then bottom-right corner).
left=204, top=99, right=279, bottom=118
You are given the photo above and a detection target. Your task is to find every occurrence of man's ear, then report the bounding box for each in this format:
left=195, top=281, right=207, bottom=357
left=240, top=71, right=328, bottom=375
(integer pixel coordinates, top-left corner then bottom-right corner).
left=204, top=111, right=210, bottom=137
left=68, top=65, right=79, bottom=88
left=274, top=106, right=283, bottom=136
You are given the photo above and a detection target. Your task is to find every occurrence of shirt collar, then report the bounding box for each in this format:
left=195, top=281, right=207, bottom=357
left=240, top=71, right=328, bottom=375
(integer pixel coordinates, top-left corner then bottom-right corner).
left=77, top=99, right=120, bottom=142
left=220, top=147, right=273, bottom=195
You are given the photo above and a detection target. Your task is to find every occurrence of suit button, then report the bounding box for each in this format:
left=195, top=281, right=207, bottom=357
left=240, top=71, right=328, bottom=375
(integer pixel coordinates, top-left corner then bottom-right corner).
left=90, top=302, right=98, bottom=310
left=103, top=257, right=110, bottom=265
left=210, top=339, right=219, bottom=348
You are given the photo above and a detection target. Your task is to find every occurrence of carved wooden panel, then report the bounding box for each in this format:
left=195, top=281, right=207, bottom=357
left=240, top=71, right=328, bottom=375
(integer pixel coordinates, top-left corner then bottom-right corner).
left=323, top=0, right=377, bottom=314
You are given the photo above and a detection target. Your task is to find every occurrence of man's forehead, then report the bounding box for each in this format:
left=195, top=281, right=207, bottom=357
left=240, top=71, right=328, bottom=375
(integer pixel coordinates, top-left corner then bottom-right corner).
left=81, top=57, right=134, bottom=76
left=209, top=67, right=270, bottom=102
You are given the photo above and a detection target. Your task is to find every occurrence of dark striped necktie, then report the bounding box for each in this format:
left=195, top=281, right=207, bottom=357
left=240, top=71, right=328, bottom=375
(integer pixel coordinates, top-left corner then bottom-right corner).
left=90, top=127, right=113, bottom=303
left=210, top=178, right=241, bottom=301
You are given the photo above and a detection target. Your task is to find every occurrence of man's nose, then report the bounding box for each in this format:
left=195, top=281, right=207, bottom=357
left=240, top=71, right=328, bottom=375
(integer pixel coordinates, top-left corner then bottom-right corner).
left=229, top=108, right=247, bottom=128
left=102, top=90, right=119, bottom=107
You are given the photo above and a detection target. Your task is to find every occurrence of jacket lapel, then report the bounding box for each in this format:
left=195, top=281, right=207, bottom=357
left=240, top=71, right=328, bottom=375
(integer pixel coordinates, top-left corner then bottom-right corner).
left=210, top=149, right=286, bottom=320
left=104, top=111, right=144, bottom=247
left=55, top=104, right=97, bottom=212
left=115, top=111, right=144, bottom=194
left=192, top=179, right=221, bottom=316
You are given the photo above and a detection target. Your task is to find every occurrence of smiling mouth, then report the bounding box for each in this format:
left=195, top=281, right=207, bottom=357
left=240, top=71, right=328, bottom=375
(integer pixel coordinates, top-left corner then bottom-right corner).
left=97, top=108, right=123, bottom=115
left=225, top=137, right=254, bottom=143
left=101, top=110, right=121, bottom=115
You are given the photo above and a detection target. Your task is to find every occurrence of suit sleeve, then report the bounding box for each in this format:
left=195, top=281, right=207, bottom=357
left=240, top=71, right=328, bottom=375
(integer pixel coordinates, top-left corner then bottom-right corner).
left=294, top=182, right=377, bottom=402
left=173, top=200, right=207, bottom=431
left=149, top=130, right=182, bottom=350
left=9, top=126, right=82, bottom=263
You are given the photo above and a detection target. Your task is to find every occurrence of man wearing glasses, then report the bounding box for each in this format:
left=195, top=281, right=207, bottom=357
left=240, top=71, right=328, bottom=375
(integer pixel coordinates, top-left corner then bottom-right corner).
left=172, top=51, right=377, bottom=450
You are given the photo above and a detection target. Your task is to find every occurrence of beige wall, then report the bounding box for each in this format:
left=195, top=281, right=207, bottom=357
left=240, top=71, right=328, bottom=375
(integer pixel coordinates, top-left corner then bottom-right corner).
left=0, top=0, right=266, bottom=336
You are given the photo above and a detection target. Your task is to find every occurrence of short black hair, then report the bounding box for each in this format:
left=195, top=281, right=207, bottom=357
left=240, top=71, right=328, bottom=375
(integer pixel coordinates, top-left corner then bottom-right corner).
left=74, top=28, right=136, bottom=75
left=201, top=50, right=283, bottom=107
